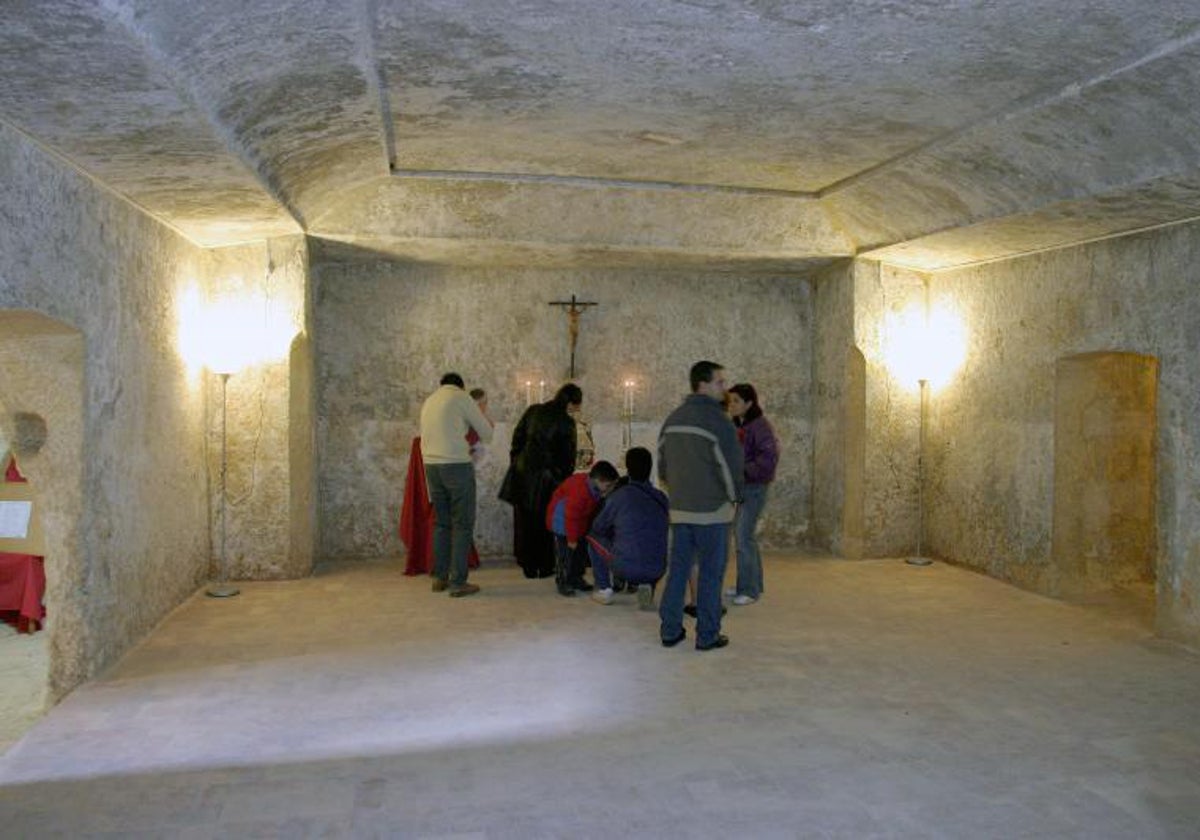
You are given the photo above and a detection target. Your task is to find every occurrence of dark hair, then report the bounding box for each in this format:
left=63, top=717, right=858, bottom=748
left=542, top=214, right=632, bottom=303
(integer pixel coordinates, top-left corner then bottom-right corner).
left=589, top=460, right=619, bottom=482
left=440, top=372, right=465, bottom=388
left=689, top=360, right=723, bottom=393
left=553, top=382, right=583, bottom=407
left=624, top=447, right=652, bottom=482
left=728, top=383, right=763, bottom=424
left=469, top=388, right=486, bottom=401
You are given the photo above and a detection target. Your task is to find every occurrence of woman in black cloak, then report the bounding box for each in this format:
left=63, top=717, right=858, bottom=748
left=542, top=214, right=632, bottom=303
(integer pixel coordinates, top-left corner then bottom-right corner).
left=500, top=383, right=582, bottom=579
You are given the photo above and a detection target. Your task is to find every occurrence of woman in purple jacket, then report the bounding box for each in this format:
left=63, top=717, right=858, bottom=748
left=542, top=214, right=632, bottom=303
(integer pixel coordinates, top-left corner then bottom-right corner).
left=727, top=383, right=780, bottom=605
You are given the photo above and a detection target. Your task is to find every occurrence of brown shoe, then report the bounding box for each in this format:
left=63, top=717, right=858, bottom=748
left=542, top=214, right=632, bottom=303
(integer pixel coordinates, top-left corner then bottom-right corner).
left=448, top=583, right=480, bottom=598
left=431, top=578, right=449, bottom=592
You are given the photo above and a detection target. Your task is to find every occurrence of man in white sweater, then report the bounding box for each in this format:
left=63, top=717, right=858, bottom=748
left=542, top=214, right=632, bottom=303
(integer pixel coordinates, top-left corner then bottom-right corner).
left=419, top=373, right=494, bottom=597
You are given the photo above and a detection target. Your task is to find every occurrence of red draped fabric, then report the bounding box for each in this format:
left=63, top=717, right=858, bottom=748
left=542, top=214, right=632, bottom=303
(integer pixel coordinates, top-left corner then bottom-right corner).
left=0, top=553, right=45, bottom=633
left=399, top=437, right=479, bottom=575
left=1, top=456, right=44, bottom=632
left=5, top=455, right=25, bottom=482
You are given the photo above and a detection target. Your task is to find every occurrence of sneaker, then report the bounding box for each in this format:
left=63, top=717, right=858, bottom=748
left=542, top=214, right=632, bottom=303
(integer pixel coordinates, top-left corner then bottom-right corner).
left=557, top=584, right=576, bottom=597
left=636, top=585, right=655, bottom=611
left=448, top=583, right=480, bottom=598
left=591, top=588, right=615, bottom=605
left=723, top=587, right=737, bottom=598
left=431, top=578, right=449, bottom=593
left=696, top=634, right=730, bottom=651
left=570, top=579, right=594, bottom=593
left=732, top=594, right=758, bottom=606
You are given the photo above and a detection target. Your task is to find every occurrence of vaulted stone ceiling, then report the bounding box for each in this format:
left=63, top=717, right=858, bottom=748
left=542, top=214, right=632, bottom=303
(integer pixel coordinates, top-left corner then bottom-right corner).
left=4, top=1, right=1200, bottom=272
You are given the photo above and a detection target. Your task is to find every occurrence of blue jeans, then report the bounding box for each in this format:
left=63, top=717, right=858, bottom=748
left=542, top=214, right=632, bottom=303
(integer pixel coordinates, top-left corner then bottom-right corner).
left=588, top=537, right=663, bottom=590
left=586, top=537, right=616, bottom=590
left=659, top=522, right=729, bottom=647
left=552, top=534, right=587, bottom=588
left=425, top=462, right=476, bottom=586
left=735, top=483, right=768, bottom=598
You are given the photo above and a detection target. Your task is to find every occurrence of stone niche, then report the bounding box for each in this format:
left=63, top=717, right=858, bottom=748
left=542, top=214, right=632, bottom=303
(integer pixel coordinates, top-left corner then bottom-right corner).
left=1051, top=351, right=1157, bottom=596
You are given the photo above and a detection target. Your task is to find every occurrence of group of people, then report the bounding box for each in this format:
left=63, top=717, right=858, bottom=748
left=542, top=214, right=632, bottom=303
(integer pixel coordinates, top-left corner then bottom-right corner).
left=417, top=360, right=780, bottom=651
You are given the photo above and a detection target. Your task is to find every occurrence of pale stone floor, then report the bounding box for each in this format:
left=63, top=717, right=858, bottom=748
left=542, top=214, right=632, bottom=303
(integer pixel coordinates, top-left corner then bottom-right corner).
left=1, top=555, right=1198, bottom=839
left=0, top=620, right=48, bottom=752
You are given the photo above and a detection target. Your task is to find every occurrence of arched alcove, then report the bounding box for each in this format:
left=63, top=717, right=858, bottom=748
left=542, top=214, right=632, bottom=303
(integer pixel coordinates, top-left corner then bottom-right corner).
left=1051, top=351, right=1157, bottom=600
left=0, top=309, right=84, bottom=747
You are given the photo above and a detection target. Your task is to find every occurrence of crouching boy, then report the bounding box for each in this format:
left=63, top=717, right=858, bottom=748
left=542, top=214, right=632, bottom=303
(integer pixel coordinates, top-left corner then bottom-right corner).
left=546, top=460, right=620, bottom=596
left=586, top=447, right=669, bottom=609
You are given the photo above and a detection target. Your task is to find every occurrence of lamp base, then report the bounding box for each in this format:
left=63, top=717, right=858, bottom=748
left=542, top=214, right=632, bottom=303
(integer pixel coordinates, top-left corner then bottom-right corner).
left=205, top=583, right=241, bottom=598
left=905, top=556, right=933, bottom=566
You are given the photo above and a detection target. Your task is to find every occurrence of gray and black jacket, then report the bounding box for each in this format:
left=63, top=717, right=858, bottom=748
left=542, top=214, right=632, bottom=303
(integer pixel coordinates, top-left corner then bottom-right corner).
left=657, top=393, right=745, bottom=525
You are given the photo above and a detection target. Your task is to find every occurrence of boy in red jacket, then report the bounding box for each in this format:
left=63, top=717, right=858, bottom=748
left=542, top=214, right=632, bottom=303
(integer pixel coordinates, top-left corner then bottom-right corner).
left=546, top=460, right=619, bottom=596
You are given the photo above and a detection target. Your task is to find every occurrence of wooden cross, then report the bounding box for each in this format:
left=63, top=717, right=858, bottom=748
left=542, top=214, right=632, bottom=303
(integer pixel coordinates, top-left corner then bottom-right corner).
left=548, top=293, right=599, bottom=379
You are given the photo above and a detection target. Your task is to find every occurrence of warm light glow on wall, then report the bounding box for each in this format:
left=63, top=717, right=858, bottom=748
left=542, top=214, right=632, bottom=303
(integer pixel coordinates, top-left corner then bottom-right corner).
left=177, top=281, right=296, bottom=376
left=883, top=302, right=967, bottom=390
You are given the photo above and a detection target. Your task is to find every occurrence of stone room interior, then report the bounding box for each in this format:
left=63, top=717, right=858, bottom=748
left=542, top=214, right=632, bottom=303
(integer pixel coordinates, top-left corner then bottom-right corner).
left=1, top=1, right=1199, bottom=835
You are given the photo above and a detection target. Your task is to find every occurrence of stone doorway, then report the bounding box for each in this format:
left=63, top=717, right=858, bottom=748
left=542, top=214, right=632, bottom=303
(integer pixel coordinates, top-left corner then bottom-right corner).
left=1051, top=352, right=1157, bottom=606
left=0, top=310, right=84, bottom=750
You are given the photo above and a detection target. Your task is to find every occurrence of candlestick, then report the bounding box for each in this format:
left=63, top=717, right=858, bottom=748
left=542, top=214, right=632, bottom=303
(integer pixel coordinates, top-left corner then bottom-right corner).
left=622, top=379, right=635, bottom=449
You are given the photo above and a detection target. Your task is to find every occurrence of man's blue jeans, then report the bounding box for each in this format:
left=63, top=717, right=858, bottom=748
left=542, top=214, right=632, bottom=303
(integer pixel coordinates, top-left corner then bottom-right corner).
left=735, top=483, right=768, bottom=598
left=425, top=462, right=476, bottom=586
left=659, top=522, right=729, bottom=647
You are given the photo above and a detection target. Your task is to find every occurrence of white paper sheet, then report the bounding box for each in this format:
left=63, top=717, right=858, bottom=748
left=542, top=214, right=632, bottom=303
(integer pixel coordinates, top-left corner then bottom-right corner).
left=0, top=500, right=33, bottom=539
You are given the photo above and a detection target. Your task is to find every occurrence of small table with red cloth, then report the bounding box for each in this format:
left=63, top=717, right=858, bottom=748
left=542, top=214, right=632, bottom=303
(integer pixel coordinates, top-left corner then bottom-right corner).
left=1, top=457, right=44, bottom=633
left=0, top=552, right=45, bottom=633
left=398, top=437, right=480, bottom=575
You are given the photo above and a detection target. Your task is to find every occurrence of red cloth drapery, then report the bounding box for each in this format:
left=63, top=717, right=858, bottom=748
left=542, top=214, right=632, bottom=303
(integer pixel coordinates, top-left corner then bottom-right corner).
left=399, top=437, right=479, bottom=575
left=1, top=455, right=44, bottom=632
left=0, top=553, right=45, bottom=633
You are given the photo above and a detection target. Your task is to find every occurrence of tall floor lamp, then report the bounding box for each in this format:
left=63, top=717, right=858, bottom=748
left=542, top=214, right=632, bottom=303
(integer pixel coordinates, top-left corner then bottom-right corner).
left=906, top=377, right=933, bottom=566
left=207, top=370, right=240, bottom=597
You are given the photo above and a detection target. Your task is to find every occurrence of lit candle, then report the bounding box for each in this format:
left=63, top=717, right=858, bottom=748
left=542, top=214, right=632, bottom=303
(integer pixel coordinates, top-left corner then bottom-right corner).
left=539, top=380, right=546, bottom=402
left=624, top=380, right=635, bottom=415
left=525, top=380, right=532, bottom=405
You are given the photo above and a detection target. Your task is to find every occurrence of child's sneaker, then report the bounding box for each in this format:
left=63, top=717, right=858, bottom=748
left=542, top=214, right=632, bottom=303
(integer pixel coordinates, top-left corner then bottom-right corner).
left=636, top=585, right=655, bottom=611
left=591, top=588, right=615, bottom=605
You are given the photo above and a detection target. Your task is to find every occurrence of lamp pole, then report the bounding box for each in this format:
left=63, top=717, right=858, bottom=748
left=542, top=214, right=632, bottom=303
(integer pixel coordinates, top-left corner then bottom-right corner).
left=207, top=371, right=240, bottom=597
left=906, top=377, right=933, bottom=566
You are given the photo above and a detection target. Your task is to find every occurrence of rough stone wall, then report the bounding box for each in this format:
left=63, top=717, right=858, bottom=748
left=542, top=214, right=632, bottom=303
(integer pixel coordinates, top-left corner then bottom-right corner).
left=853, top=261, right=925, bottom=558
left=0, top=121, right=211, bottom=699
left=923, top=222, right=1200, bottom=644
left=811, top=259, right=855, bottom=554
left=203, top=237, right=313, bottom=580
left=313, top=262, right=815, bottom=559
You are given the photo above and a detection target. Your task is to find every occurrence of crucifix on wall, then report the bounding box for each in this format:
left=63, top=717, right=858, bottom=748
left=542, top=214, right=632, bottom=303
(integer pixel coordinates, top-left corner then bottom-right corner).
left=548, top=293, right=598, bottom=379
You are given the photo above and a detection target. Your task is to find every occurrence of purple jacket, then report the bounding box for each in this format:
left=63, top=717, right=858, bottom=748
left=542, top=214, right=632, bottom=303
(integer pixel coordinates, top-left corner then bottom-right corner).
left=739, top=415, right=779, bottom=485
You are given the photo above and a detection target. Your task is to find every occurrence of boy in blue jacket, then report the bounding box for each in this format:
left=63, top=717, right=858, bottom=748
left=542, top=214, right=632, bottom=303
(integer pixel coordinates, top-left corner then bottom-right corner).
left=585, top=447, right=670, bottom=610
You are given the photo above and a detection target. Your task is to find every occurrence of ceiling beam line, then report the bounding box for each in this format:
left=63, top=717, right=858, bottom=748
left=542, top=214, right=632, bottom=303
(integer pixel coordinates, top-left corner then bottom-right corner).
left=95, top=2, right=309, bottom=229
left=389, top=168, right=817, bottom=199
left=819, top=23, right=1200, bottom=199
left=356, top=0, right=396, bottom=173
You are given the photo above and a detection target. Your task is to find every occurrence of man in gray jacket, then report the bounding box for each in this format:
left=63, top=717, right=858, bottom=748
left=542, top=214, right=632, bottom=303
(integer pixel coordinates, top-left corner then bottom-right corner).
left=657, top=360, right=745, bottom=650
